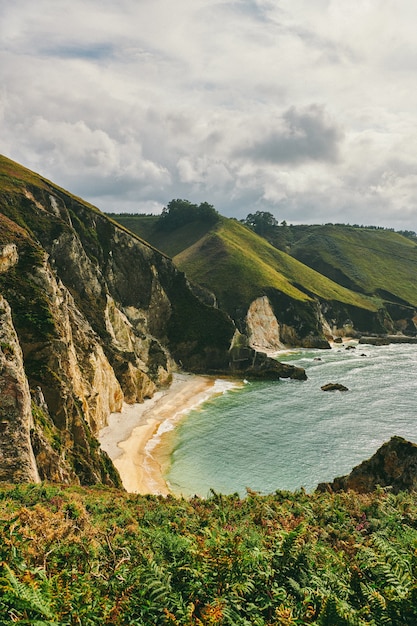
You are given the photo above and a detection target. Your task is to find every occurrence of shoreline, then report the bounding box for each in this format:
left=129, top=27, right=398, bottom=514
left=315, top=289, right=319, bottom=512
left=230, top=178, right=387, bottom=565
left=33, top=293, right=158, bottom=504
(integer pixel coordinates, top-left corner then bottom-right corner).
left=98, top=373, right=240, bottom=495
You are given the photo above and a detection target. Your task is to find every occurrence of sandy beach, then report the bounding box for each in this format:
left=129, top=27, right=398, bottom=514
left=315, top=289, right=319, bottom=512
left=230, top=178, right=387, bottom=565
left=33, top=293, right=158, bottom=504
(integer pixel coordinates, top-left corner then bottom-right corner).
left=98, top=373, right=238, bottom=495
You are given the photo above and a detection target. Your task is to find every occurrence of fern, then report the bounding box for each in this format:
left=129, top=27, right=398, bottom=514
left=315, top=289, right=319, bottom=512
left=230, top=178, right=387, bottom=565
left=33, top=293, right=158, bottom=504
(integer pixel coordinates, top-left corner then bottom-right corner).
left=318, top=594, right=358, bottom=626
left=360, top=584, right=390, bottom=625
left=143, top=558, right=173, bottom=605
left=0, top=563, right=55, bottom=623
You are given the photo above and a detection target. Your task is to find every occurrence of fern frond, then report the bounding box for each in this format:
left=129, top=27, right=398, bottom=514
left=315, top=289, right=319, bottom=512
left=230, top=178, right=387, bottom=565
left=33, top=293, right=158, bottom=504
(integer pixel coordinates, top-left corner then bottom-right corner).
left=2, top=564, right=53, bottom=620
left=360, top=583, right=391, bottom=625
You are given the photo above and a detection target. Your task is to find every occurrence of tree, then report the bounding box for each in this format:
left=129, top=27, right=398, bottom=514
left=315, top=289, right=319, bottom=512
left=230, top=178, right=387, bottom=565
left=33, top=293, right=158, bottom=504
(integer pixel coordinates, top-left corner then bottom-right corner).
left=242, top=211, right=278, bottom=237
left=158, top=199, right=219, bottom=231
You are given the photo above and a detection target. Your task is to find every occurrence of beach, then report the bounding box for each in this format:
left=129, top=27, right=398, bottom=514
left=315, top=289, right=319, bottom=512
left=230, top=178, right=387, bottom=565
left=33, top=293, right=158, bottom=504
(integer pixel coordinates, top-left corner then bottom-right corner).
left=98, top=373, right=239, bottom=495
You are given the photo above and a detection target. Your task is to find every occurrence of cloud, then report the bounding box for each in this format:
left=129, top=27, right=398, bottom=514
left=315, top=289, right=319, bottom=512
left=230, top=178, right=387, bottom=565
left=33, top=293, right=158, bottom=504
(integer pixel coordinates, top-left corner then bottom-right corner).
left=238, top=105, right=343, bottom=165
left=1, top=1, right=417, bottom=229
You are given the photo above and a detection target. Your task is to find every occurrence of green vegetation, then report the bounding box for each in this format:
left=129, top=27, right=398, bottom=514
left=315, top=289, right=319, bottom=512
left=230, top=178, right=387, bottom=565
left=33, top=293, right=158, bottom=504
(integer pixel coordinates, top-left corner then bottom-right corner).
left=108, top=212, right=379, bottom=318
left=0, top=216, right=56, bottom=342
left=108, top=208, right=417, bottom=337
left=107, top=199, right=220, bottom=258
left=173, top=218, right=378, bottom=318
left=158, top=199, right=219, bottom=231
left=241, top=210, right=280, bottom=238
left=288, top=225, right=417, bottom=306
left=1, top=483, right=417, bottom=624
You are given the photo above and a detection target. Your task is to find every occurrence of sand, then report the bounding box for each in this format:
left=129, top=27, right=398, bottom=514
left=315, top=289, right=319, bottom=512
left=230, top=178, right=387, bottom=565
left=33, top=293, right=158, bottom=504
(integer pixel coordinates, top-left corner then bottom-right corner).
left=98, top=373, right=237, bottom=495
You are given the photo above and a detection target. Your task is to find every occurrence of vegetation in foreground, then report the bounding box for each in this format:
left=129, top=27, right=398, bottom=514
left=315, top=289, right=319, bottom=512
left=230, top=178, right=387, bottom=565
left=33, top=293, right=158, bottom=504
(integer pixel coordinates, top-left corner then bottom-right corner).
left=1, top=483, right=417, bottom=624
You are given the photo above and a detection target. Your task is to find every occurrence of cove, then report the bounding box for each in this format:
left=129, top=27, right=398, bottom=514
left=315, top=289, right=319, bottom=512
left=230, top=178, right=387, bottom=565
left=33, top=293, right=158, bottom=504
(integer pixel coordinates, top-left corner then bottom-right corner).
left=163, top=342, right=417, bottom=497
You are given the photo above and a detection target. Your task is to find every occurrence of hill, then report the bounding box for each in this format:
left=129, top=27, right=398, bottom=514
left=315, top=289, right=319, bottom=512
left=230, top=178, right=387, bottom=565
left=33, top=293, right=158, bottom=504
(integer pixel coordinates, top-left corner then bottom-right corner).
left=288, top=224, right=417, bottom=332
left=108, top=211, right=417, bottom=349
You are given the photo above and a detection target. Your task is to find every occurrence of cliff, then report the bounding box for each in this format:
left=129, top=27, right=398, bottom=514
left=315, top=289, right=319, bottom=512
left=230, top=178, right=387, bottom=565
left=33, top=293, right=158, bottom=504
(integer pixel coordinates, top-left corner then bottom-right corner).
left=0, top=155, right=305, bottom=485
left=317, top=436, right=417, bottom=494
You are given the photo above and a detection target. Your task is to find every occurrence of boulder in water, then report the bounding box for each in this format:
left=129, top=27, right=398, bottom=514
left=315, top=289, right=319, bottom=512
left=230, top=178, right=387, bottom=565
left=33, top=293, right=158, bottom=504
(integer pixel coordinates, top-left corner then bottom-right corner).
left=321, top=382, right=349, bottom=392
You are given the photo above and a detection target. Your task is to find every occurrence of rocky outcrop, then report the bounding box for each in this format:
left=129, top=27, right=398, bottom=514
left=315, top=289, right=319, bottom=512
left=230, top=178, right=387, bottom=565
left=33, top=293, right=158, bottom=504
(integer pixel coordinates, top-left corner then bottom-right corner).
left=359, top=335, right=417, bottom=345
left=246, top=296, right=284, bottom=352
left=264, top=289, right=331, bottom=349
left=317, top=436, right=417, bottom=494
left=229, top=331, right=307, bottom=380
left=0, top=167, right=224, bottom=484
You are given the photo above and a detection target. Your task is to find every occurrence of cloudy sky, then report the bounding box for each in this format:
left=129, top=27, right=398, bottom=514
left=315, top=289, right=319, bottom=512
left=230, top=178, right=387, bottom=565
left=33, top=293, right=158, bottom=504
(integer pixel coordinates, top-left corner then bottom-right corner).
left=1, top=1, right=417, bottom=230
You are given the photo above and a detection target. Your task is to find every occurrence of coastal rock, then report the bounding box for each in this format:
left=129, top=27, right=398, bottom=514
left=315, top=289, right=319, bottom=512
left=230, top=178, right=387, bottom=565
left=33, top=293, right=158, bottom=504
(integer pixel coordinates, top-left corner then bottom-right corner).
left=359, top=335, right=417, bottom=345
left=229, top=331, right=307, bottom=380
left=0, top=295, right=40, bottom=483
left=0, top=156, right=308, bottom=486
left=321, top=383, right=349, bottom=391
left=246, top=296, right=284, bottom=352
left=0, top=164, right=233, bottom=485
left=317, top=436, right=417, bottom=494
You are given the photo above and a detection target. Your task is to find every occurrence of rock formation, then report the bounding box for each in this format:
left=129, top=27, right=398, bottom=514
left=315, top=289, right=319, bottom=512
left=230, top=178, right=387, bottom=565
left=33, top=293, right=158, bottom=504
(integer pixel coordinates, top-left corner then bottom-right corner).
left=0, top=291, right=40, bottom=484
left=321, top=383, right=349, bottom=392
left=317, top=436, right=417, bottom=494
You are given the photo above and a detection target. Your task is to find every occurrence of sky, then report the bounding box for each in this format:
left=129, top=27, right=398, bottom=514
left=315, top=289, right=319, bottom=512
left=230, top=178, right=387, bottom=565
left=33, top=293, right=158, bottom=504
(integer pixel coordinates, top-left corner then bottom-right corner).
left=1, top=1, right=417, bottom=231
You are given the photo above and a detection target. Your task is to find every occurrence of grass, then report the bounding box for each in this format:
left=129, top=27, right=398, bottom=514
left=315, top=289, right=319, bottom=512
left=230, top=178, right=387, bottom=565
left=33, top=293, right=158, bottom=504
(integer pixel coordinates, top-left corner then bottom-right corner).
left=290, top=225, right=417, bottom=305
left=108, top=214, right=417, bottom=326
left=174, top=218, right=379, bottom=316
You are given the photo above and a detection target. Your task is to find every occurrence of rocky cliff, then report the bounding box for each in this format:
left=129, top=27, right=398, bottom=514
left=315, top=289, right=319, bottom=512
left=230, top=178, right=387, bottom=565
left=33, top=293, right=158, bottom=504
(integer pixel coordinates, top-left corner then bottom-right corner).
left=317, top=436, right=417, bottom=494
left=0, top=155, right=305, bottom=485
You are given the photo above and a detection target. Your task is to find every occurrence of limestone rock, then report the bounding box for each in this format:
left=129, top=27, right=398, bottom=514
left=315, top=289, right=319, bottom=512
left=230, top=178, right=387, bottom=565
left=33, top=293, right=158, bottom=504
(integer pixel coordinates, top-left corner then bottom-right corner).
left=0, top=157, right=308, bottom=486
left=246, top=296, right=284, bottom=352
left=0, top=295, right=40, bottom=483
left=229, top=332, right=307, bottom=380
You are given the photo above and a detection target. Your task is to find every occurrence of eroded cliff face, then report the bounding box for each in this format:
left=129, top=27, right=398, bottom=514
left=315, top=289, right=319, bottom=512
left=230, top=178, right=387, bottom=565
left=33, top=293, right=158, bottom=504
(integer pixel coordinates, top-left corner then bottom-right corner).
left=246, top=291, right=332, bottom=350
left=0, top=160, right=239, bottom=485
left=0, top=290, right=40, bottom=484
left=246, top=296, right=284, bottom=352
left=0, top=156, right=309, bottom=486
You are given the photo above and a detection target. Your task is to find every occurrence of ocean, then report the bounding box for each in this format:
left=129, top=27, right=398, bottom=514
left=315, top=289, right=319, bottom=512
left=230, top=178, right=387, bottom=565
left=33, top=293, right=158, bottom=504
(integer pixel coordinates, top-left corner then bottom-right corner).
left=162, top=342, right=417, bottom=497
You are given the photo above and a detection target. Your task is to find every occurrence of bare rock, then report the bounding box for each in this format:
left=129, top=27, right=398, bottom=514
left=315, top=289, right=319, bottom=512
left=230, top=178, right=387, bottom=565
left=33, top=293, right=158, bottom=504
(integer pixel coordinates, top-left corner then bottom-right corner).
left=0, top=296, right=40, bottom=483
left=317, top=436, right=417, bottom=494
left=321, top=382, right=349, bottom=391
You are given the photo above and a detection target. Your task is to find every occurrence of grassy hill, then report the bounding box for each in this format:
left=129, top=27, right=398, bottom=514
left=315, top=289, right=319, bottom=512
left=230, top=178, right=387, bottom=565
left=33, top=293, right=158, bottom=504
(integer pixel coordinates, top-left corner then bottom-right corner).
left=287, top=224, right=417, bottom=306
left=109, top=211, right=417, bottom=341
left=174, top=217, right=378, bottom=315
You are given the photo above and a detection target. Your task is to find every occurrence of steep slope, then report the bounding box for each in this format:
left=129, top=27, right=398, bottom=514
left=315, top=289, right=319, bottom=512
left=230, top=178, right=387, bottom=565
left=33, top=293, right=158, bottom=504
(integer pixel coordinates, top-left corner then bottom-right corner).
left=288, top=224, right=417, bottom=334
left=0, top=156, right=307, bottom=486
left=111, top=213, right=417, bottom=347
left=174, top=219, right=393, bottom=346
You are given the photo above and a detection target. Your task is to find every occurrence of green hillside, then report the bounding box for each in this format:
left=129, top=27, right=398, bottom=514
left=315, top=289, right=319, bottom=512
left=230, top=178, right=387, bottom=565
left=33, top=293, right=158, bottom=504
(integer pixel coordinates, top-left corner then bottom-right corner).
left=109, top=210, right=417, bottom=340
left=288, top=224, right=417, bottom=306
left=174, top=217, right=378, bottom=316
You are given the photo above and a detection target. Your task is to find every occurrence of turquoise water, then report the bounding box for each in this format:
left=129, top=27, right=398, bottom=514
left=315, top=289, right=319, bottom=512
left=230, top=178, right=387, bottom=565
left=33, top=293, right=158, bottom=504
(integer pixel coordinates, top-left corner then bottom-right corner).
left=165, top=343, right=417, bottom=497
